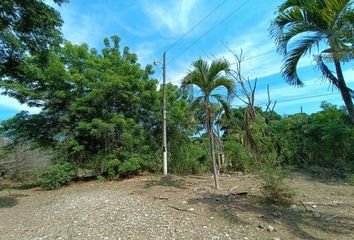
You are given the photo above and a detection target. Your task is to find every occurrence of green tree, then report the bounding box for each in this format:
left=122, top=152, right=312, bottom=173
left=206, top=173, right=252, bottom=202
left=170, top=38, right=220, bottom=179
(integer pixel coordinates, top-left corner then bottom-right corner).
left=271, top=0, right=354, bottom=123
left=0, top=36, right=207, bottom=178
left=0, top=0, right=68, bottom=81
left=181, top=58, right=234, bottom=189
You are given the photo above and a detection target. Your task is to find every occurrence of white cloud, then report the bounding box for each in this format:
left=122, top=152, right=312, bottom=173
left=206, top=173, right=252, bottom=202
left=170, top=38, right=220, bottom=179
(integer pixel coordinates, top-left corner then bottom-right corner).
left=60, top=12, right=103, bottom=47
left=216, top=19, right=316, bottom=80
left=141, top=0, right=200, bottom=36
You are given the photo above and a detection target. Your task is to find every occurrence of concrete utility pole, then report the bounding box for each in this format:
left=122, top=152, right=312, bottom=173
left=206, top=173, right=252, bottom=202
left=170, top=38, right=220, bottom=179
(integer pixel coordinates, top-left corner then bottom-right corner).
left=162, top=51, right=168, bottom=175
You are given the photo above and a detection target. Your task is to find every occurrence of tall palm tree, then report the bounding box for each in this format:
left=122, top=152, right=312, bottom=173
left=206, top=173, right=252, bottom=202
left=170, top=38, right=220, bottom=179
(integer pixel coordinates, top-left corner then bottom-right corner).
left=182, top=58, right=234, bottom=189
left=271, top=0, right=354, bottom=123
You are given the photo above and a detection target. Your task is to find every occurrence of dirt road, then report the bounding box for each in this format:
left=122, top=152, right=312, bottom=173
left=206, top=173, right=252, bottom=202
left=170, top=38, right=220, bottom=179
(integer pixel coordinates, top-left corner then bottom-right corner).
left=1, top=174, right=353, bottom=240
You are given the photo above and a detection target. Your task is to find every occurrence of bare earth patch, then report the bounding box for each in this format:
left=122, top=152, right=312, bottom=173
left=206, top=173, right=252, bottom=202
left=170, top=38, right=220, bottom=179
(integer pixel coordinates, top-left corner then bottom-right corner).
left=0, top=174, right=353, bottom=240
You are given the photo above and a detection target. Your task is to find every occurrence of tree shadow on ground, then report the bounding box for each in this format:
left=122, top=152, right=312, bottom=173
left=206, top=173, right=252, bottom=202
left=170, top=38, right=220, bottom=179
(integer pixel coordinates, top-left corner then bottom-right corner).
left=188, top=193, right=354, bottom=240
left=143, top=175, right=187, bottom=189
left=294, top=168, right=348, bottom=184
left=0, top=182, right=39, bottom=192
left=0, top=196, right=18, bottom=208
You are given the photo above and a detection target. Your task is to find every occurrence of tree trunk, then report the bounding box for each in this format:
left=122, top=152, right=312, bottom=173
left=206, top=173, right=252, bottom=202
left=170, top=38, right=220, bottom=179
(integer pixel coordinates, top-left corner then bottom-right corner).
left=207, top=104, right=219, bottom=189
left=216, top=125, right=221, bottom=174
left=334, top=60, right=354, bottom=124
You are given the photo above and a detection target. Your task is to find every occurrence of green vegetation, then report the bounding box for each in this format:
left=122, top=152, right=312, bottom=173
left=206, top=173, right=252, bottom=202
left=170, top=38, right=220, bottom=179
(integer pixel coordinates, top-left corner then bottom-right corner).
left=0, top=0, right=353, bottom=201
left=37, top=162, right=75, bottom=190
left=271, top=0, right=354, bottom=123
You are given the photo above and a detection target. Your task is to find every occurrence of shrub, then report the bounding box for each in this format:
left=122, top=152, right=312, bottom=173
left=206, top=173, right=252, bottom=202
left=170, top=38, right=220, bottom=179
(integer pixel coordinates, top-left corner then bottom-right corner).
left=224, top=140, right=254, bottom=172
left=259, top=154, right=294, bottom=206
left=119, top=156, right=144, bottom=176
left=38, top=162, right=75, bottom=190
left=102, top=158, right=121, bottom=180
left=97, top=175, right=105, bottom=182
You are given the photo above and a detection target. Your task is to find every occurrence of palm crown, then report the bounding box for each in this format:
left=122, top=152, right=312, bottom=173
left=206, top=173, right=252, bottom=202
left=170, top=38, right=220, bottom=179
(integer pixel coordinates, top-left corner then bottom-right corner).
left=270, top=0, right=353, bottom=86
left=181, top=58, right=235, bottom=118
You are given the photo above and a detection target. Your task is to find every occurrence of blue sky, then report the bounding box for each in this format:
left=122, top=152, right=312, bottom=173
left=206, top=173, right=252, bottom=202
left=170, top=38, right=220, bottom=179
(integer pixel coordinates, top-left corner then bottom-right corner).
left=0, top=0, right=353, bottom=120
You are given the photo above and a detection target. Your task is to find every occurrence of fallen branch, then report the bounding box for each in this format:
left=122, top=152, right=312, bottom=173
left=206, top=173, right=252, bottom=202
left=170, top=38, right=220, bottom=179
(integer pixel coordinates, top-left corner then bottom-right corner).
left=163, top=189, right=182, bottom=193
left=189, top=176, right=209, bottom=179
left=168, top=204, right=197, bottom=214
left=154, top=196, right=168, bottom=200
left=193, top=186, right=211, bottom=193
left=230, top=192, right=248, bottom=196
left=301, top=201, right=343, bottom=207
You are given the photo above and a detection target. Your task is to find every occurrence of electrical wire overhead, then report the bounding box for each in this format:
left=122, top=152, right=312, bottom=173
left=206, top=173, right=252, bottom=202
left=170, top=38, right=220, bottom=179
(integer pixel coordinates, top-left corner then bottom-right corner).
left=165, top=0, right=229, bottom=52
left=167, top=0, right=252, bottom=65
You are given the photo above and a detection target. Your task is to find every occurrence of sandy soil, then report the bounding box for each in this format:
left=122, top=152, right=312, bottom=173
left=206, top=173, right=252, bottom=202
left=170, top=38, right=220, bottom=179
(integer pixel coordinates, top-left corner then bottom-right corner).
left=0, top=173, right=353, bottom=240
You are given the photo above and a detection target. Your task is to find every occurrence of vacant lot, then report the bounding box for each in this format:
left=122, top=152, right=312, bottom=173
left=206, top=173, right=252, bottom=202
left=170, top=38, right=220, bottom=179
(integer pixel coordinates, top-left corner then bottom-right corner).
left=0, top=174, right=353, bottom=240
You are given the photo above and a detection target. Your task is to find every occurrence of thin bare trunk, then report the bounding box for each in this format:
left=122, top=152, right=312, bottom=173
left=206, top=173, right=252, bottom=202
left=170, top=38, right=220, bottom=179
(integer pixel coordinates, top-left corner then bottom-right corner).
left=207, top=102, right=219, bottom=189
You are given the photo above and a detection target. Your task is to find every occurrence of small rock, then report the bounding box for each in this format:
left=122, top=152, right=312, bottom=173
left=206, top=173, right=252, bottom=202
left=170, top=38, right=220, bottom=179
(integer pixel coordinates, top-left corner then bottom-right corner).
left=313, top=212, right=321, bottom=218
left=290, top=204, right=297, bottom=209
left=273, top=237, right=281, bottom=240
left=258, top=224, right=265, bottom=229
left=188, top=208, right=194, bottom=211
left=267, top=225, right=275, bottom=232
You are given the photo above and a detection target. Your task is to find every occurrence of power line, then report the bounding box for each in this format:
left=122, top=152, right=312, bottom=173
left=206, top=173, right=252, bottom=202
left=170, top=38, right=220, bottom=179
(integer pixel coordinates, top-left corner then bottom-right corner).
left=167, top=49, right=276, bottom=84
left=276, top=93, right=338, bottom=103
left=244, top=50, right=276, bottom=61
left=231, top=92, right=339, bottom=107
left=165, top=0, right=229, bottom=52
left=229, top=50, right=276, bottom=65
left=167, top=0, right=252, bottom=65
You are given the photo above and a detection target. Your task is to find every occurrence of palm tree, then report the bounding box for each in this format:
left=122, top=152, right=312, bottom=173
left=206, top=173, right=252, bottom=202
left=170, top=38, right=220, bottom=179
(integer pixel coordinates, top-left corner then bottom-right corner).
left=271, top=0, right=354, bottom=123
left=182, top=58, right=234, bottom=189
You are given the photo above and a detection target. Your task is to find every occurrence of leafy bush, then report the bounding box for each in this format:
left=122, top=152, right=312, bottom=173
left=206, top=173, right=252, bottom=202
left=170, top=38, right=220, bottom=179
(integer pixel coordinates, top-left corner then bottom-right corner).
left=38, top=163, right=75, bottom=190
left=260, top=169, right=294, bottom=206
left=97, top=175, right=105, bottom=182
left=119, top=156, right=144, bottom=176
left=259, top=154, right=294, bottom=206
left=168, top=141, right=209, bottom=175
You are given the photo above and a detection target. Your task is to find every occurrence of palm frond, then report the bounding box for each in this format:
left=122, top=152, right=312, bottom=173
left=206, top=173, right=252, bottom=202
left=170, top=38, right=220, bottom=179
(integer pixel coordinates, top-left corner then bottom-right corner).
left=271, top=6, right=326, bottom=55
left=282, top=35, right=322, bottom=86
left=317, top=54, right=354, bottom=97
left=208, top=58, right=230, bottom=83
left=212, top=94, right=232, bottom=119
left=210, top=77, right=236, bottom=100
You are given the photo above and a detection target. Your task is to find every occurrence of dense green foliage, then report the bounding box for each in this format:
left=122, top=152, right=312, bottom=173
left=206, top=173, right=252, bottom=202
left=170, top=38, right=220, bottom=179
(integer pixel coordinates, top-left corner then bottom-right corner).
left=223, top=103, right=354, bottom=175
left=0, top=36, right=205, bottom=181
left=0, top=0, right=68, bottom=84
left=38, top=162, right=74, bottom=190
left=0, top=0, right=353, bottom=197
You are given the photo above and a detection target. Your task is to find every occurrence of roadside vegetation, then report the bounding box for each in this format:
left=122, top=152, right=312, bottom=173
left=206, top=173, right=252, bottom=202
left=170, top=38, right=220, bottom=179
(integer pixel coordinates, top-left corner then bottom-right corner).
left=0, top=0, right=353, bottom=211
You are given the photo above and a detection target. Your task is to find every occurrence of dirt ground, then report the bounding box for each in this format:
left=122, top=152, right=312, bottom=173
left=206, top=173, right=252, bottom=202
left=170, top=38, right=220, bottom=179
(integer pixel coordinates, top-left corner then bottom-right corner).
left=0, top=173, right=353, bottom=240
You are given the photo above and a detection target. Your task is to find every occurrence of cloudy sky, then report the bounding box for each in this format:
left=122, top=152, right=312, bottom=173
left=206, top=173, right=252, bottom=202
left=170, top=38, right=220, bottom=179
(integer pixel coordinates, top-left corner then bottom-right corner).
left=0, top=0, right=353, bottom=120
